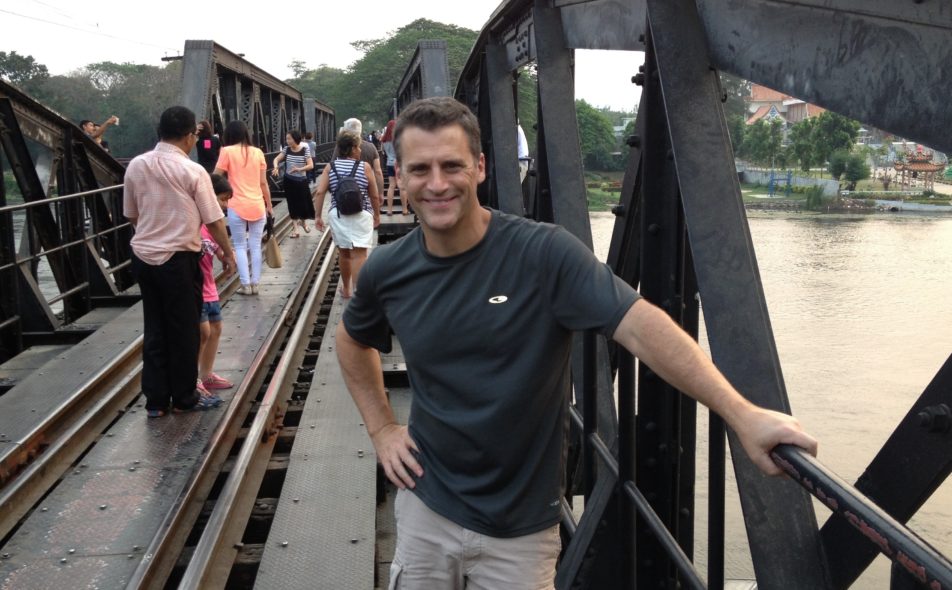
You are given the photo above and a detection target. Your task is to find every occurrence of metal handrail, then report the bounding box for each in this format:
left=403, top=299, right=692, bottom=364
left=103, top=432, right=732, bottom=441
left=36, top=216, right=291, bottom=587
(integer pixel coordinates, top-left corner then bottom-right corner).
left=773, top=444, right=952, bottom=589
left=0, top=184, right=123, bottom=214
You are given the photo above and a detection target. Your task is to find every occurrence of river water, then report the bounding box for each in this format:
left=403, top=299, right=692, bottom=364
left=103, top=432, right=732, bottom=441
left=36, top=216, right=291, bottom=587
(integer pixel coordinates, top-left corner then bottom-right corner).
left=590, top=211, right=952, bottom=588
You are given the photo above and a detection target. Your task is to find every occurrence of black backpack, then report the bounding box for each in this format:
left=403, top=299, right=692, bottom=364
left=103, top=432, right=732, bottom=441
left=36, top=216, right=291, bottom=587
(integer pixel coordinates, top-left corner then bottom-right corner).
left=330, top=160, right=363, bottom=217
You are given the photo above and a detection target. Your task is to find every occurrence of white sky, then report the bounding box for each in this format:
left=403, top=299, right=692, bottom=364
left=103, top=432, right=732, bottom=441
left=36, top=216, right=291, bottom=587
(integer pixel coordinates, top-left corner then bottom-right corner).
left=1, top=0, right=642, bottom=113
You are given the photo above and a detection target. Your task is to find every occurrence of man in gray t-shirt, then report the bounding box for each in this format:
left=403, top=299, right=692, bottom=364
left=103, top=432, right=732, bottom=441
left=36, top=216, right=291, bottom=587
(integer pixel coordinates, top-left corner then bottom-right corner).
left=336, top=97, right=818, bottom=589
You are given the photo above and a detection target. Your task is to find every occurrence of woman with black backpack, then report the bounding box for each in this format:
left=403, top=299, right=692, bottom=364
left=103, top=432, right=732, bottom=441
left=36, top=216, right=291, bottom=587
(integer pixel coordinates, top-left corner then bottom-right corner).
left=312, top=130, right=380, bottom=299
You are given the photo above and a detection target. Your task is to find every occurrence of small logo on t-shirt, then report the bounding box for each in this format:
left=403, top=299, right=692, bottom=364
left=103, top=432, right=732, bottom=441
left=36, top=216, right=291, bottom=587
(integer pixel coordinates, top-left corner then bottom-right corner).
left=488, top=295, right=508, bottom=304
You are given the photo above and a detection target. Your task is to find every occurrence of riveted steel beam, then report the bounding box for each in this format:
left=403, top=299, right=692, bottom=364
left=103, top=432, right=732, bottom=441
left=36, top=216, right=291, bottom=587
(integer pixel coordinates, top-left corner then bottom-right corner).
left=645, top=0, right=832, bottom=586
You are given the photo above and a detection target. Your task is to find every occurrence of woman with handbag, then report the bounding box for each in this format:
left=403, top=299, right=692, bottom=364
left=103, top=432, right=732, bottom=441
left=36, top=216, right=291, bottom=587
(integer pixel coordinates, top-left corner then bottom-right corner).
left=214, top=120, right=273, bottom=295
left=312, top=131, right=379, bottom=299
left=271, top=130, right=315, bottom=237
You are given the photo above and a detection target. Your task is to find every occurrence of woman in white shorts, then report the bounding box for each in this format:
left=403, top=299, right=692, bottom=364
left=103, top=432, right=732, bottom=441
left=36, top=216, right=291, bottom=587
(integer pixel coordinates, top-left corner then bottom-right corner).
left=313, top=130, right=380, bottom=298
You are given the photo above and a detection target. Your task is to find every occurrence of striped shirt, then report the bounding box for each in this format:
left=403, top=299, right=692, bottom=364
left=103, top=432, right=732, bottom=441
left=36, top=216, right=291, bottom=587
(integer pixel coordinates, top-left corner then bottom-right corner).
left=123, top=142, right=224, bottom=265
left=328, top=158, right=373, bottom=214
left=281, top=144, right=311, bottom=180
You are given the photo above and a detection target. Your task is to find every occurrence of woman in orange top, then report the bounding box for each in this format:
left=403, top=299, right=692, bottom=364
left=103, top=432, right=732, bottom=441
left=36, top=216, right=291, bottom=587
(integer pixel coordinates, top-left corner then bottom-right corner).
left=214, top=121, right=273, bottom=295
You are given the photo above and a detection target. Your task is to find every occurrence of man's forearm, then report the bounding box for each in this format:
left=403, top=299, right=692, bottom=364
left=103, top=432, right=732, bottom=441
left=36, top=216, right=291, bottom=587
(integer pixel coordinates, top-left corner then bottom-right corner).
left=613, top=299, right=753, bottom=426
left=335, top=322, right=394, bottom=435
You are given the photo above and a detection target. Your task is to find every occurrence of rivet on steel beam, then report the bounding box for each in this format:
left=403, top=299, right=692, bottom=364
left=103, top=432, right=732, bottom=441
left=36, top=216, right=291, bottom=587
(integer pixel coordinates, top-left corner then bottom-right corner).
left=627, top=134, right=641, bottom=148
left=1, top=553, right=9, bottom=559
left=918, top=403, right=951, bottom=433
left=281, top=541, right=289, bottom=547
left=128, top=554, right=134, bottom=559
left=129, top=467, right=136, bottom=472
left=652, top=70, right=659, bottom=80
left=293, top=498, right=300, bottom=503
left=60, top=558, right=68, bottom=564
left=99, top=504, right=108, bottom=510
left=41, top=507, right=48, bottom=512
left=357, top=450, right=365, bottom=458
left=234, top=542, right=244, bottom=549
left=639, top=34, right=645, bottom=43
left=611, top=204, right=626, bottom=216
left=666, top=149, right=674, bottom=160
left=133, top=546, right=140, bottom=551
left=350, top=538, right=359, bottom=544
left=639, top=64, right=646, bottom=73
left=632, top=73, right=645, bottom=86
left=647, top=223, right=660, bottom=235
left=68, top=549, right=75, bottom=554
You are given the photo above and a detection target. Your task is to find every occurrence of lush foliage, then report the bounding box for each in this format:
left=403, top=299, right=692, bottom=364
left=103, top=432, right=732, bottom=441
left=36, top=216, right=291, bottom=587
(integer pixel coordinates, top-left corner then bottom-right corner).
left=787, top=117, right=816, bottom=172
left=741, top=119, right=784, bottom=167
left=8, top=57, right=182, bottom=158
left=810, top=111, right=860, bottom=165
left=0, top=50, right=48, bottom=85
left=287, top=19, right=478, bottom=131
left=575, top=100, right=620, bottom=171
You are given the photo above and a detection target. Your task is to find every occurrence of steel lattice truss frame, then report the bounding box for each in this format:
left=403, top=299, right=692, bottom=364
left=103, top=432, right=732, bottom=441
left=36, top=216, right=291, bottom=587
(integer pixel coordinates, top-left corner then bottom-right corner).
left=0, top=80, right=133, bottom=363
left=455, top=0, right=952, bottom=588
left=180, top=41, right=336, bottom=153
left=393, top=40, right=452, bottom=117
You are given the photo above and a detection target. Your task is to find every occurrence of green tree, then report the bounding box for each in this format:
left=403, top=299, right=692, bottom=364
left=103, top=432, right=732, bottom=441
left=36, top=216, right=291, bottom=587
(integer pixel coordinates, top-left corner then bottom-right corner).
left=843, top=153, right=871, bottom=190
left=811, top=111, right=859, bottom=165
left=575, top=99, right=618, bottom=170
left=0, top=51, right=49, bottom=85
left=787, top=118, right=816, bottom=172
left=743, top=118, right=783, bottom=168
left=828, top=149, right=849, bottom=180
left=24, top=61, right=182, bottom=157
left=289, top=19, right=478, bottom=128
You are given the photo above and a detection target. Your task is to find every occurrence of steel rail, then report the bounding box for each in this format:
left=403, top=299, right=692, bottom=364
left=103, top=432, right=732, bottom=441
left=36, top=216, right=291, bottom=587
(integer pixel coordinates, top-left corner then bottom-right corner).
left=773, top=444, right=952, bottom=589
left=126, top=228, right=332, bottom=588
left=0, top=210, right=292, bottom=542
left=0, top=359, right=143, bottom=540
left=178, top=229, right=335, bottom=589
left=0, top=337, right=142, bottom=493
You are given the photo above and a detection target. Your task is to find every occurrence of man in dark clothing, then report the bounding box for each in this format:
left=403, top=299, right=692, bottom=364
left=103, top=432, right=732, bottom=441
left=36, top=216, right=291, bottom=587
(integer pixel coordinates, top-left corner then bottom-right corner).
left=336, top=97, right=818, bottom=589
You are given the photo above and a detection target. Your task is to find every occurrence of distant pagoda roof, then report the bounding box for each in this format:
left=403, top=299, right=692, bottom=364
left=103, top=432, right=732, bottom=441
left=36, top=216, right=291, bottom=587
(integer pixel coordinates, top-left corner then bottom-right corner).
left=894, top=147, right=945, bottom=172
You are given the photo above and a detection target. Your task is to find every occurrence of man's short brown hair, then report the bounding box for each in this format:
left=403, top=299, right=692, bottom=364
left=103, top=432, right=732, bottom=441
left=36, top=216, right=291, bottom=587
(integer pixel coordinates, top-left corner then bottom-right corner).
left=393, top=97, right=481, bottom=164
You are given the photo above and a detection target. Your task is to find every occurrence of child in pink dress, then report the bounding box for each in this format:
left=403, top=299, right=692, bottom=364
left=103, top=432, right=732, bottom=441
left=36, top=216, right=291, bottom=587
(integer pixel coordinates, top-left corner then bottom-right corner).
left=197, top=174, right=235, bottom=395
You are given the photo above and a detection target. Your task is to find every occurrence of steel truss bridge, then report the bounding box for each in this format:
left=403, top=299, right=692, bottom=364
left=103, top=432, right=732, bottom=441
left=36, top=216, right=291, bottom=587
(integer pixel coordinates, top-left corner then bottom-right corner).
left=0, top=2, right=950, bottom=589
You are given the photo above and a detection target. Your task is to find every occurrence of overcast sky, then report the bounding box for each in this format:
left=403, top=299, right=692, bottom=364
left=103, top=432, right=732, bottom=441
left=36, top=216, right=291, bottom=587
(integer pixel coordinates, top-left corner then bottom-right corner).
left=2, top=0, right=643, bottom=113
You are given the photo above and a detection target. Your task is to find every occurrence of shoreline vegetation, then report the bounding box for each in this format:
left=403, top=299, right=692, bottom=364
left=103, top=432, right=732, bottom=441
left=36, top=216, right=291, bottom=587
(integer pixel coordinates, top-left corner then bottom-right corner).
left=584, top=170, right=952, bottom=215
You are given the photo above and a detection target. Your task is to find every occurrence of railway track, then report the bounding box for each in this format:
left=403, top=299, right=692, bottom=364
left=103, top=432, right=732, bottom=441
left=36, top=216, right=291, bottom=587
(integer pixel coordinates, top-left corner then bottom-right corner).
left=0, top=211, right=347, bottom=589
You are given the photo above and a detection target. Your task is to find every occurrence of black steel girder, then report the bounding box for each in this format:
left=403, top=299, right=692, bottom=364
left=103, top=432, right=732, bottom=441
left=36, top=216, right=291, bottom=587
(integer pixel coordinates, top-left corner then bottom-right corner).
left=180, top=40, right=334, bottom=154
left=645, top=0, right=831, bottom=586
left=394, top=40, right=451, bottom=117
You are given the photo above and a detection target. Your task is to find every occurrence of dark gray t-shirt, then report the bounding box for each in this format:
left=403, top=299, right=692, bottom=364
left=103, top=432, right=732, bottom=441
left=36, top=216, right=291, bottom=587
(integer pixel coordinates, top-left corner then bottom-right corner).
left=343, top=209, right=639, bottom=537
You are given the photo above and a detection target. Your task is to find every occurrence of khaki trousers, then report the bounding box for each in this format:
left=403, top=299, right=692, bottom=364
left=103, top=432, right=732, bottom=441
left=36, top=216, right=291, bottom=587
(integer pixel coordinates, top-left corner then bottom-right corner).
left=390, top=489, right=561, bottom=590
